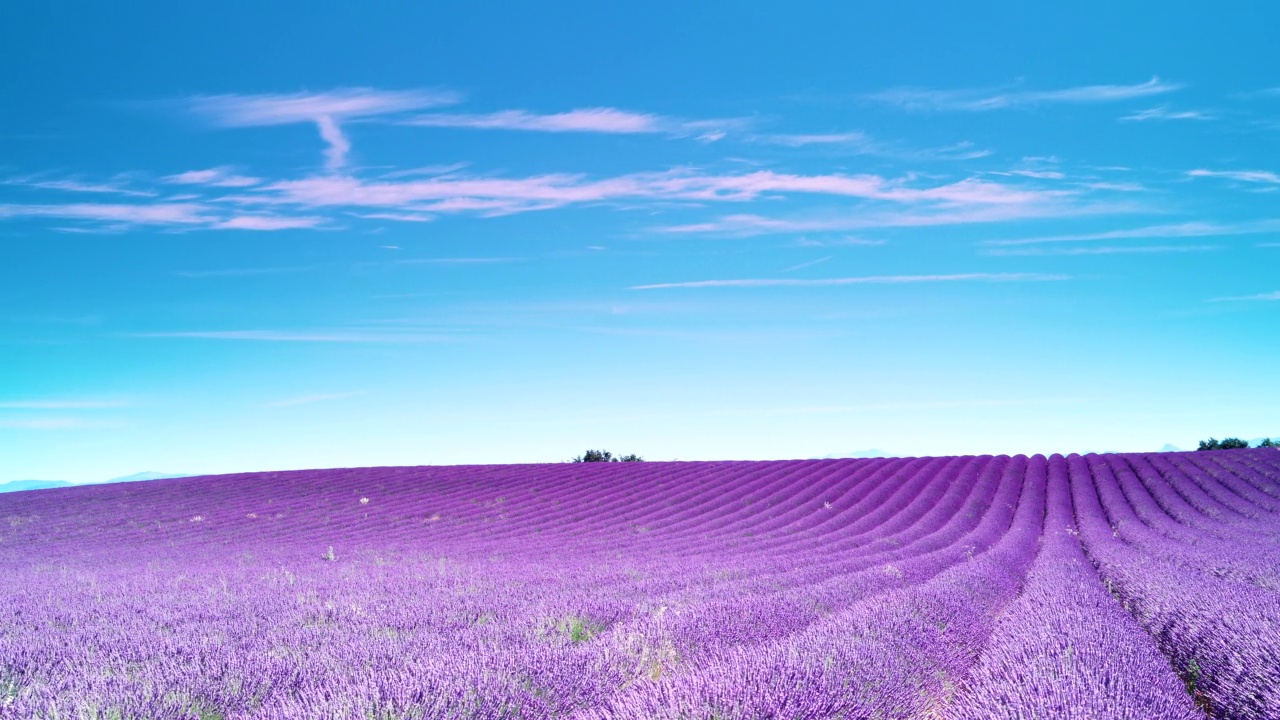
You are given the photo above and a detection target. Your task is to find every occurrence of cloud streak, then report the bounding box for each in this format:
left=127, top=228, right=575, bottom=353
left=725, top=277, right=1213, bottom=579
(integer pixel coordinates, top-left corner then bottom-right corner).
left=3, top=176, right=156, bottom=197
left=406, top=108, right=661, bottom=133
left=188, top=88, right=459, bottom=127
left=980, top=220, right=1280, bottom=247
left=982, top=244, right=1220, bottom=257
left=869, top=77, right=1179, bottom=112
left=187, top=88, right=460, bottom=172
left=1120, top=106, right=1213, bottom=122
left=1188, top=169, right=1280, bottom=184
left=0, top=201, right=324, bottom=231
left=164, top=167, right=261, bottom=188
left=1208, top=290, right=1280, bottom=302
left=630, top=272, right=1068, bottom=290
left=752, top=133, right=992, bottom=161
left=241, top=170, right=1065, bottom=221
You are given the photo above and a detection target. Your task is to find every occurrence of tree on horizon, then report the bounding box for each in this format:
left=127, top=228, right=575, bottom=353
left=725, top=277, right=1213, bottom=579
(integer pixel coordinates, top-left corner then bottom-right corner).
left=572, top=450, right=643, bottom=462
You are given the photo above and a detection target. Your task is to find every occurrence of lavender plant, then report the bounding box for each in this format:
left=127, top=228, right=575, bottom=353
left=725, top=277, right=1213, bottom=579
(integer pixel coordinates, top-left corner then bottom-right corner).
left=0, top=450, right=1277, bottom=717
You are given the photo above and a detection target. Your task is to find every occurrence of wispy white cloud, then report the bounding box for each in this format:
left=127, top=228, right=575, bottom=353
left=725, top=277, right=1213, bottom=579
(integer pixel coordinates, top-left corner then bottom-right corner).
left=187, top=88, right=460, bottom=172
left=752, top=132, right=992, bottom=161
left=263, top=391, right=364, bottom=407
left=660, top=199, right=1098, bottom=236
left=758, top=131, right=872, bottom=147
left=989, top=169, right=1066, bottom=180
left=1079, top=181, right=1147, bottom=192
left=982, top=244, right=1220, bottom=257
left=980, top=220, right=1280, bottom=247
left=0, top=201, right=324, bottom=232
left=163, top=167, right=261, bottom=187
left=315, top=115, right=351, bottom=172
left=212, top=215, right=326, bottom=230
left=188, top=88, right=459, bottom=127
left=350, top=211, right=436, bottom=223
left=1188, top=168, right=1280, bottom=184
left=405, top=107, right=662, bottom=134
left=869, top=77, right=1179, bottom=112
left=631, top=272, right=1068, bottom=290
left=0, top=202, right=210, bottom=226
left=782, top=256, right=833, bottom=272
left=241, top=170, right=1065, bottom=221
left=1207, top=290, right=1280, bottom=302
left=4, top=175, right=156, bottom=197
left=1120, top=106, right=1214, bottom=122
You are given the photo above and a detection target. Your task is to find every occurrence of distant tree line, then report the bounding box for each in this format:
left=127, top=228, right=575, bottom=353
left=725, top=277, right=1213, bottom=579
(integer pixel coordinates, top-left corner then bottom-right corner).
left=572, top=449, right=643, bottom=463
left=1198, top=437, right=1277, bottom=451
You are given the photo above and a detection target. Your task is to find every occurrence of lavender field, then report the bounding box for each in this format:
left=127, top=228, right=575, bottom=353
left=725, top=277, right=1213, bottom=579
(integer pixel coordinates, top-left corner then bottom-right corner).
left=2, top=450, right=1279, bottom=719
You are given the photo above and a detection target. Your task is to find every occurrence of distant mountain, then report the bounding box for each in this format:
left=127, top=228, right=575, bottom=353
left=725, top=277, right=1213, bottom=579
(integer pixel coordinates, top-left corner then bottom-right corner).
left=822, top=449, right=890, bottom=459
left=1158, top=444, right=1184, bottom=453
left=0, top=472, right=193, bottom=494
left=0, top=479, right=75, bottom=493
left=101, top=471, right=193, bottom=484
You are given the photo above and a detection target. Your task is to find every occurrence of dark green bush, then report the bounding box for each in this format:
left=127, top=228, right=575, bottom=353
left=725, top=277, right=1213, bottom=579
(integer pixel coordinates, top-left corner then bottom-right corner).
left=572, top=450, right=644, bottom=462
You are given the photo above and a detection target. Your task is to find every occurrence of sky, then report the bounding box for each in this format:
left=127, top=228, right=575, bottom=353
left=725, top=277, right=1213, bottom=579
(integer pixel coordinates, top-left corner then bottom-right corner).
left=2, top=2, right=1278, bottom=482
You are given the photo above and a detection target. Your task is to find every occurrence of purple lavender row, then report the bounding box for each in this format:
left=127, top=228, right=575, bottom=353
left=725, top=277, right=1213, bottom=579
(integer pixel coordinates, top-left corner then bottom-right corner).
left=575, top=455, right=1041, bottom=719
left=1091, top=454, right=1280, bottom=592
left=570, top=455, right=1017, bottom=683
left=949, top=454, right=1200, bottom=719
left=1118, top=454, right=1280, bottom=540
left=1071, top=452, right=1280, bottom=719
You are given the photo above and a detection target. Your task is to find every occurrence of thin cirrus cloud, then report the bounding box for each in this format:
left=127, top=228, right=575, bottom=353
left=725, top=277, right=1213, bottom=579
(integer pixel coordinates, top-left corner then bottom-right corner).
left=980, top=219, right=1280, bottom=247
left=1207, top=290, right=1280, bottom=302
left=0, top=201, right=323, bottom=231
left=3, top=176, right=157, bottom=198
left=212, top=215, right=326, bottom=231
left=659, top=201, right=1089, bottom=236
left=240, top=170, right=1063, bottom=220
left=403, top=107, right=742, bottom=141
left=1187, top=169, right=1280, bottom=184
left=751, top=132, right=993, bottom=161
left=186, top=88, right=461, bottom=171
left=163, top=167, right=262, bottom=188
left=982, top=244, right=1221, bottom=257
left=630, top=272, right=1069, bottom=290
left=782, top=256, right=833, bottom=272
left=0, top=202, right=210, bottom=226
left=868, top=77, right=1179, bottom=112
left=1120, top=106, right=1214, bottom=122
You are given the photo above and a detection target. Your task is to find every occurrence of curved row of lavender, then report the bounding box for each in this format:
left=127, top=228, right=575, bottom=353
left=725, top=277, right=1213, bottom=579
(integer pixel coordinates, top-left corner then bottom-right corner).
left=1, top=449, right=1277, bottom=718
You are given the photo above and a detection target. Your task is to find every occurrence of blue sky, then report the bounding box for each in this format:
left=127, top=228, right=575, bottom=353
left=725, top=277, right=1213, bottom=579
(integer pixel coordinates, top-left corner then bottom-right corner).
left=2, top=3, right=1278, bottom=482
